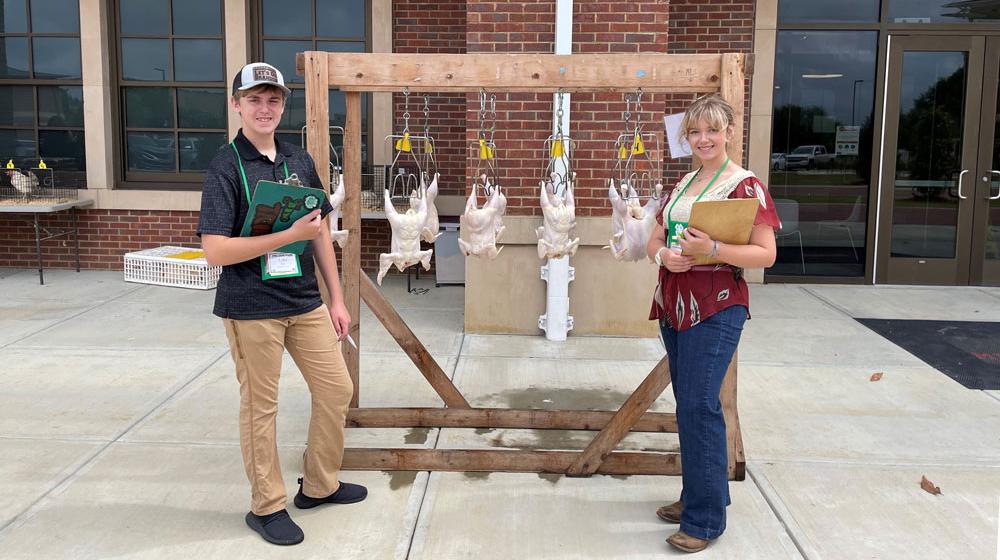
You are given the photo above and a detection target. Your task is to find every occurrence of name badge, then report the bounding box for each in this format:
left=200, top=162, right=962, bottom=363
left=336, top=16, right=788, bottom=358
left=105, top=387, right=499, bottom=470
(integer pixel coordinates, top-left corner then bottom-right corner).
left=668, top=220, right=687, bottom=251
left=261, top=252, right=302, bottom=280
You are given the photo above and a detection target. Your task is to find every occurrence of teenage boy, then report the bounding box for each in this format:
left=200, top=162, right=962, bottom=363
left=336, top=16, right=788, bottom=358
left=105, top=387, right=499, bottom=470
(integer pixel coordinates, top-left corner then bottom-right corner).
left=198, top=62, right=367, bottom=546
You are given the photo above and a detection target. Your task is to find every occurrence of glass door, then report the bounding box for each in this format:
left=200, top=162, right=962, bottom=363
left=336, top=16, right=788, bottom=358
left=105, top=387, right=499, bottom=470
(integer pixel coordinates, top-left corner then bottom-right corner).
left=878, top=36, right=985, bottom=284
left=971, top=37, right=1000, bottom=286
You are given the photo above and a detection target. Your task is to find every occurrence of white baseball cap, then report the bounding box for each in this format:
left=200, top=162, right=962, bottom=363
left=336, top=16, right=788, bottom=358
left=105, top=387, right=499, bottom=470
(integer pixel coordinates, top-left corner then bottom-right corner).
left=232, top=62, right=291, bottom=96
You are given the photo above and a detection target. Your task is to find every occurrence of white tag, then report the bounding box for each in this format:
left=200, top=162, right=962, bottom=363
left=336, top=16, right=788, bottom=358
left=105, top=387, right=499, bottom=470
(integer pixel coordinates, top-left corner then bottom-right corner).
left=266, top=252, right=299, bottom=275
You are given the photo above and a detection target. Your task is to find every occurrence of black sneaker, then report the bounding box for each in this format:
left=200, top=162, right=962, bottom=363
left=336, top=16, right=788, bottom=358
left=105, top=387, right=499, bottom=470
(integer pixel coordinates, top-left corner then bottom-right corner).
left=244, top=509, right=304, bottom=546
left=294, top=477, right=368, bottom=509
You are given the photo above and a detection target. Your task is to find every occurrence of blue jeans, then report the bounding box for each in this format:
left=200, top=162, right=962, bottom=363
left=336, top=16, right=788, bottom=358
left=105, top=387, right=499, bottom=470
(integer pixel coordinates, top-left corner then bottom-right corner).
left=659, top=305, right=747, bottom=541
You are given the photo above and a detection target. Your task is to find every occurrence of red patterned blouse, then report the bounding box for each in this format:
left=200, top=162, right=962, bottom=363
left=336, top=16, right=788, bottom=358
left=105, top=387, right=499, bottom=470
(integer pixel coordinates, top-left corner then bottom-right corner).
left=648, top=171, right=781, bottom=331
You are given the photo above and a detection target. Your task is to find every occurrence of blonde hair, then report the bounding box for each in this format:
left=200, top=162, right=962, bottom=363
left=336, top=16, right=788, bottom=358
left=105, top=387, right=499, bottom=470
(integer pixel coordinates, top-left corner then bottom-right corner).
left=678, top=94, right=735, bottom=144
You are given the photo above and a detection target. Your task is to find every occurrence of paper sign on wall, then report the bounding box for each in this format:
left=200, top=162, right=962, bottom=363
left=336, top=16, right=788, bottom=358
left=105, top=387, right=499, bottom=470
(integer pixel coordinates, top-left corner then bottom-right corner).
left=664, top=113, right=692, bottom=159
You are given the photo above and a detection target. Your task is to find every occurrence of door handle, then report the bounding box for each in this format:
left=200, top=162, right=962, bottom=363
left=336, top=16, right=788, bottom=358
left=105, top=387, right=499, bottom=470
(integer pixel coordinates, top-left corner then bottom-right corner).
left=957, top=169, right=968, bottom=199
left=989, top=170, right=1000, bottom=201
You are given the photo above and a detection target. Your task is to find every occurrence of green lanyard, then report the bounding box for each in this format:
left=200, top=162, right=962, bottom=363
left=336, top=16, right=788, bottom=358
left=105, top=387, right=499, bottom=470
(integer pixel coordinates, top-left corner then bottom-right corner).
left=665, top=157, right=730, bottom=248
left=230, top=142, right=289, bottom=201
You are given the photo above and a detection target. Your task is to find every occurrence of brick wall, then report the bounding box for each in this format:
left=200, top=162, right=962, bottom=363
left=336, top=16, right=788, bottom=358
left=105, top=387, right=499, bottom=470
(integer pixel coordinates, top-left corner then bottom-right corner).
left=1, top=1, right=757, bottom=273
left=393, top=0, right=467, bottom=198
left=0, top=210, right=200, bottom=270
left=664, top=0, right=755, bottom=190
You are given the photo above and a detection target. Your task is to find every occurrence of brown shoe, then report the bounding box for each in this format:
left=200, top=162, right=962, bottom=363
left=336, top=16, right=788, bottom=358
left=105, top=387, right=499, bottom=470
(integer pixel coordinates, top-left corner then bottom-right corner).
left=666, top=531, right=709, bottom=553
left=655, top=500, right=683, bottom=523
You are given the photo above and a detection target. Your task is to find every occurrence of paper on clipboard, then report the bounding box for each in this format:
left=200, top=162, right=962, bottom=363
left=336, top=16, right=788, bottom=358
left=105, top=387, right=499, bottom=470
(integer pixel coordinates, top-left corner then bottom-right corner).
left=664, top=112, right=692, bottom=159
left=684, top=198, right=760, bottom=265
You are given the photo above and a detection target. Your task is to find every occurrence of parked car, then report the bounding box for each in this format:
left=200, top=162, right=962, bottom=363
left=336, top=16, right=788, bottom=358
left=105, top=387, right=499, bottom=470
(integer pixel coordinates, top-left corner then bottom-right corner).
left=785, top=145, right=835, bottom=170
left=770, top=152, right=786, bottom=171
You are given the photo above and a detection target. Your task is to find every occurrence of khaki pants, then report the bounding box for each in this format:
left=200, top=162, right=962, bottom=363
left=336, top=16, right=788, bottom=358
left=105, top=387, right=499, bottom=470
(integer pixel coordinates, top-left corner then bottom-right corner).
left=223, top=305, right=353, bottom=515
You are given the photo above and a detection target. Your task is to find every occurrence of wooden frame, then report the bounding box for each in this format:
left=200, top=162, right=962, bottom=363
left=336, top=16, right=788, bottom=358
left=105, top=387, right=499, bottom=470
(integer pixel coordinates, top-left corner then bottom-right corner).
left=297, top=51, right=749, bottom=479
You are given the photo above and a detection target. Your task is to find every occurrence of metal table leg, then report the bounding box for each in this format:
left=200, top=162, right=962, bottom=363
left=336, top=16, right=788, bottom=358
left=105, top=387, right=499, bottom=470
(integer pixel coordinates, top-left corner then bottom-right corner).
left=34, top=213, right=43, bottom=285
left=73, top=208, right=80, bottom=272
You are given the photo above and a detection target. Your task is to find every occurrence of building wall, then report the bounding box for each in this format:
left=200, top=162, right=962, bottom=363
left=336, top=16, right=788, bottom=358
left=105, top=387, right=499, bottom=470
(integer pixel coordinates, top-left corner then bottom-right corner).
left=461, top=0, right=757, bottom=336
left=2, top=0, right=761, bottom=336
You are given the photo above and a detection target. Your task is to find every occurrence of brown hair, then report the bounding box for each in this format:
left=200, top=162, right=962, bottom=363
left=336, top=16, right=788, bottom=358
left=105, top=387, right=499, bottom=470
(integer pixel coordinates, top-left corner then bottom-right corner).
left=678, top=93, right=735, bottom=144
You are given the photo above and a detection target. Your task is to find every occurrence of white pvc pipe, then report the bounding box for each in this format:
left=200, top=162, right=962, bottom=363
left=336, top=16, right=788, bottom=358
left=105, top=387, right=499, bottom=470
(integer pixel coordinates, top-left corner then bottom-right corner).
left=540, top=0, right=574, bottom=341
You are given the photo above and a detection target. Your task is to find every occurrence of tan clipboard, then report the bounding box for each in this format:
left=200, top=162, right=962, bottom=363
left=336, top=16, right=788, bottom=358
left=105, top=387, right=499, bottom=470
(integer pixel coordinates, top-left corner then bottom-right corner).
left=683, top=198, right=760, bottom=265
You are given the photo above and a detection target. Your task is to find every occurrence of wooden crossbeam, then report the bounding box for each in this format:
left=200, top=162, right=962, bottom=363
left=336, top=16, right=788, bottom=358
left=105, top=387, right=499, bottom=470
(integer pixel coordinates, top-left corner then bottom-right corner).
left=346, top=407, right=677, bottom=432
left=360, top=272, right=471, bottom=408
left=342, top=449, right=680, bottom=476
left=566, top=357, right=672, bottom=477
left=295, top=52, right=745, bottom=93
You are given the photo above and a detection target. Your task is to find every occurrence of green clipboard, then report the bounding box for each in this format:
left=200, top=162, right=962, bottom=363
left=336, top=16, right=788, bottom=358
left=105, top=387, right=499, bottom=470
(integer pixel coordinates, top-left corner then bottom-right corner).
left=239, top=180, right=328, bottom=255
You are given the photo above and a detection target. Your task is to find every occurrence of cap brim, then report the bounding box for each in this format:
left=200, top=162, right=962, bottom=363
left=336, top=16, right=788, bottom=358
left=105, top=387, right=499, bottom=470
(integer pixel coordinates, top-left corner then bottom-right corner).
left=236, top=80, right=291, bottom=95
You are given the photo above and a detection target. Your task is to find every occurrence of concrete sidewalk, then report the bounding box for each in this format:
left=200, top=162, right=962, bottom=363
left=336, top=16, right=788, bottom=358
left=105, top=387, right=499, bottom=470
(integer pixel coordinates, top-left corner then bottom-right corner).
left=1, top=267, right=998, bottom=559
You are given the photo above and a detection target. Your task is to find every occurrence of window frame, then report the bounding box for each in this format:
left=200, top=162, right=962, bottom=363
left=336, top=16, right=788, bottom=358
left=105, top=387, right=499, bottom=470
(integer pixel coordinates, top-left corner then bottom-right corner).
left=0, top=0, right=86, bottom=187
left=110, top=0, right=228, bottom=189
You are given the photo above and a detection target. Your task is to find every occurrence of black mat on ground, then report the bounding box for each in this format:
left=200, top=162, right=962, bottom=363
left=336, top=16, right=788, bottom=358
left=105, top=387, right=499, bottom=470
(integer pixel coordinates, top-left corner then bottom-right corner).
left=855, top=319, right=1000, bottom=390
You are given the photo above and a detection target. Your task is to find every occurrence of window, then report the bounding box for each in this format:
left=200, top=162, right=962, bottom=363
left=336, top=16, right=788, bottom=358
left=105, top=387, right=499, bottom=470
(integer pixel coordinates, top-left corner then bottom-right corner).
left=0, top=0, right=85, bottom=187
left=115, top=0, right=227, bottom=184
left=888, top=0, right=1000, bottom=24
left=256, top=0, right=370, bottom=165
left=769, top=31, right=879, bottom=278
left=778, top=0, right=880, bottom=23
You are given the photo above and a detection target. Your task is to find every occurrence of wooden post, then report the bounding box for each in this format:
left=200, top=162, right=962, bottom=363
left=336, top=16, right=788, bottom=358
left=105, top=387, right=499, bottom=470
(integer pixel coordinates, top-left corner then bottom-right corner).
left=360, top=273, right=471, bottom=408
left=721, top=353, right=745, bottom=480
left=566, top=357, right=672, bottom=476
left=343, top=92, right=362, bottom=407
left=342, top=449, right=681, bottom=476
left=346, top=408, right=678, bottom=432
left=720, top=53, right=746, bottom=166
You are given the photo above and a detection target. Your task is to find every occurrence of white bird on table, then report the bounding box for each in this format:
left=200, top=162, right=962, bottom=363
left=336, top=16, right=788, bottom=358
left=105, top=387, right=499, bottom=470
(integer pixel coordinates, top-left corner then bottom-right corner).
left=7, top=169, right=38, bottom=198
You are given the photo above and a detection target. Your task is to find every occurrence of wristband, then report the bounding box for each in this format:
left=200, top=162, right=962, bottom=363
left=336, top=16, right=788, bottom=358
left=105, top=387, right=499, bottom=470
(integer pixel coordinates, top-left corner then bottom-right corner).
left=654, top=247, right=665, bottom=267
left=709, top=240, right=719, bottom=259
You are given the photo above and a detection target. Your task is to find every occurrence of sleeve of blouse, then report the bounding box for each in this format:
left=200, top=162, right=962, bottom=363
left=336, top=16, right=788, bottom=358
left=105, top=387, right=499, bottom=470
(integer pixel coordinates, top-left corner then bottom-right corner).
left=731, top=177, right=781, bottom=230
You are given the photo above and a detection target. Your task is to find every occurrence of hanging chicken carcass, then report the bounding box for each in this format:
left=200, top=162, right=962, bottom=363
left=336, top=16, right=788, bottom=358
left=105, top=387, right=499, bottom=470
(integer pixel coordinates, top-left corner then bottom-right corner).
left=377, top=188, right=433, bottom=285
left=536, top=173, right=580, bottom=259
left=414, top=173, right=441, bottom=244
left=328, top=173, right=349, bottom=248
left=606, top=179, right=663, bottom=262
left=458, top=177, right=506, bottom=260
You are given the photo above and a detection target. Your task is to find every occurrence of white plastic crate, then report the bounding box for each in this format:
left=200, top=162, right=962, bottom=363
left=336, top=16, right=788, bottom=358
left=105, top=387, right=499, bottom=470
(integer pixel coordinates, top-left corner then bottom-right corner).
left=123, top=246, right=221, bottom=290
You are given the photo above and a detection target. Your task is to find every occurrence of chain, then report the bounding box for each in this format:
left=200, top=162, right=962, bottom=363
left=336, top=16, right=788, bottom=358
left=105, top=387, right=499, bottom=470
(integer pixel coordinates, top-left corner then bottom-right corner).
left=478, top=89, right=487, bottom=138
left=633, top=88, right=643, bottom=135
left=622, top=93, right=632, bottom=133
left=555, top=89, right=565, bottom=138
left=423, top=94, right=431, bottom=138
left=402, top=87, right=411, bottom=132
left=488, top=93, right=496, bottom=143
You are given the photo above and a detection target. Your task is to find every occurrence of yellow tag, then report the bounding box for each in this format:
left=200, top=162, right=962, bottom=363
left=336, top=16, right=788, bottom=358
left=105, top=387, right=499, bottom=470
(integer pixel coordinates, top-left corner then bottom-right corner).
left=5, top=160, right=13, bottom=169
left=38, top=159, right=47, bottom=169
left=169, top=250, right=205, bottom=260
left=401, top=132, right=411, bottom=152
left=632, top=134, right=645, bottom=155
left=424, top=140, right=433, bottom=154
left=486, top=145, right=494, bottom=159
left=479, top=139, right=488, bottom=160
left=618, top=145, right=627, bottom=160
left=550, top=140, right=563, bottom=158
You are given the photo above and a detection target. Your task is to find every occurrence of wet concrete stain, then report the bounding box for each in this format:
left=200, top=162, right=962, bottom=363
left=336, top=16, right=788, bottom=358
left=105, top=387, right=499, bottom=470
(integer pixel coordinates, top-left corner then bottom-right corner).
left=474, top=428, right=495, bottom=435
left=488, top=386, right=633, bottom=411
left=404, top=427, right=430, bottom=445
left=384, top=471, right=418, bottom=491
left=537, top=473, right=562, bottom=485
left=609, top=474, right=631, bottom=481
left=462, top=471, right=491, bottom=481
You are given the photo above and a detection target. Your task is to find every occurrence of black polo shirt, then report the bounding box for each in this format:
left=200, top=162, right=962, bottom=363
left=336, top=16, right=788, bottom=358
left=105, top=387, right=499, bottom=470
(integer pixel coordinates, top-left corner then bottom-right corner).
left=197, top=129, right=334, bottom=320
